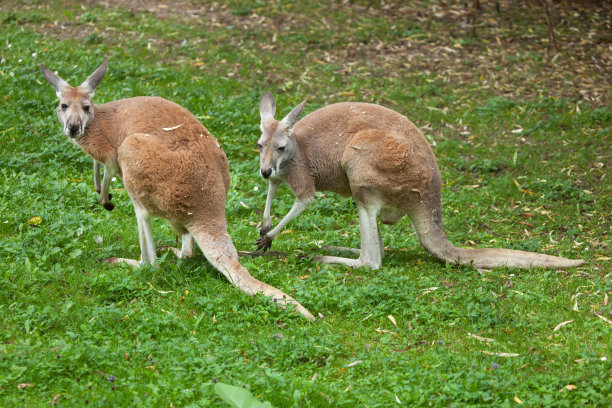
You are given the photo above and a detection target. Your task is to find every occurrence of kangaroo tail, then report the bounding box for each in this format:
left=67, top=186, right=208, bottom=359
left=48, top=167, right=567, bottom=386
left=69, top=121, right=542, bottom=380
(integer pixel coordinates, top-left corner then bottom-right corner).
left=189, top=226, right=315, bottom=321
left=410, top=201, right=584, bottom=269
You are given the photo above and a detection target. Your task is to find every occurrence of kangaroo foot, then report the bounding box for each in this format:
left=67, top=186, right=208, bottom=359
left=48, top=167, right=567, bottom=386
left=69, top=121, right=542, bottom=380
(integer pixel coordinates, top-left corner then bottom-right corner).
left=105, top=257, right=144, bottom=267
left=312, top=254, right=381, bottom=269
left=322, top=246, right=361, bottom=256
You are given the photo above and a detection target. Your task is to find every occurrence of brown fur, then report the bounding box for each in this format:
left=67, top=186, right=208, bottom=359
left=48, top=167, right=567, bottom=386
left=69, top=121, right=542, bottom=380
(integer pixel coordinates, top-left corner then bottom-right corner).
left=257, top=93, right=584, bottom=270
left=41, top=61, right=314, bottom=321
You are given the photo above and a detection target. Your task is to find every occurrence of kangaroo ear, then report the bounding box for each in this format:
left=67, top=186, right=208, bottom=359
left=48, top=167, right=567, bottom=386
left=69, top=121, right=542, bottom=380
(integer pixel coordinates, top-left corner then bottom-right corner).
left=80, top=57, right=108, bottom=98
left=40, top=63, right=70, bottom=98
left=281, top=98, right=306, bottom=129
left=259, top=92, right=276, bottom=122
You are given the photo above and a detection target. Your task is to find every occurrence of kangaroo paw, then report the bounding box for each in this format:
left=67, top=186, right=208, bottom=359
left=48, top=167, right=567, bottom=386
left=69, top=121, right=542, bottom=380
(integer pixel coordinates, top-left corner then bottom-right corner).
left=255, top=235, right=273, bottom=252
left=103, top=202, right=114, bottom=211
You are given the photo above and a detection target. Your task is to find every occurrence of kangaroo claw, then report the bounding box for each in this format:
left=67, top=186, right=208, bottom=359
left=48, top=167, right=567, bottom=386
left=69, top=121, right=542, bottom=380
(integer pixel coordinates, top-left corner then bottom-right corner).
left=255, top=235, right=273, bottom=252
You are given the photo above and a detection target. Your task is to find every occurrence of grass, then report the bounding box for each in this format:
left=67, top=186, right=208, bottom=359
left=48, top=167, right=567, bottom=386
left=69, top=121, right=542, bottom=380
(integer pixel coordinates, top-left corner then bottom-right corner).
left=0, top=0, right=610, bottom=406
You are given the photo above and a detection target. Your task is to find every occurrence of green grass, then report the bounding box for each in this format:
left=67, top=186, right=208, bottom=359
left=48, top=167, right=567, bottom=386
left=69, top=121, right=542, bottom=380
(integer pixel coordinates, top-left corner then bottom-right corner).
left=0, top=0, right=610, bottom=406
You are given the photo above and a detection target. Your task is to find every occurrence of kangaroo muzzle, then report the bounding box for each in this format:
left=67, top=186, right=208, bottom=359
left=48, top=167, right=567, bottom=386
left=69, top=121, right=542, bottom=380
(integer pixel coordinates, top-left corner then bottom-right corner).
left=261, top=167, right=273, bottom=179
left=67, top=123, right=81, bottom=138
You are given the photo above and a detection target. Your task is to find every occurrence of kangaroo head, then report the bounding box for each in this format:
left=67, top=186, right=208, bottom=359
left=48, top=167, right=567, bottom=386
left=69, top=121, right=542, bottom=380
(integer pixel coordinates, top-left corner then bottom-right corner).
left=257, top=92, right=306, bottom=179
left=40, top=57, right=108, bottom=139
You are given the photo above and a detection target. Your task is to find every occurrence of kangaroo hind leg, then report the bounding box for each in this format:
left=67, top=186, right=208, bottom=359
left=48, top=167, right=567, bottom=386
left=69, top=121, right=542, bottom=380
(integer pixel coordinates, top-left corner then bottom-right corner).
left=313, top=203, right=383, bottom=269
left=106, top=200, right=157, bottom=267
left=164, top=233, right=196, bottom=259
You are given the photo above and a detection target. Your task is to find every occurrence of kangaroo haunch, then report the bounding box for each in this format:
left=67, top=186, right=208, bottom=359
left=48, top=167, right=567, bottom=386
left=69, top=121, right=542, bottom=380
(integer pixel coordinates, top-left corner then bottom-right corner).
left=255, top=92, right=584, bottom=270
left=40, top=59, right=315, bottom=321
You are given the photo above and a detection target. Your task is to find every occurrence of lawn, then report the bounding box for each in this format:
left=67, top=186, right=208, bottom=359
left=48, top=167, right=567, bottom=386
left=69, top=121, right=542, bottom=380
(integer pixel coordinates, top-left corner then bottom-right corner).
left=0, top=0, right=610, bottom=406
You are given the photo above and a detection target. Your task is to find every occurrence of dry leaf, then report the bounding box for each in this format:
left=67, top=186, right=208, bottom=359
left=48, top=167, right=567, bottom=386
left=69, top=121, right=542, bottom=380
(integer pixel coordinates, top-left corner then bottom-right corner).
left=594, top=313, right=611, bottom=325
left=17, top=383, right=34, bottom=389
left=467, top=332, right=495, bottom=342
left=375, top=328, right=399, bottom=336
left=481, top=351, right=520, bottom=357
left=395, top=394, right=402, bottom=404
left=553, top=320, right=574, bottom=331
left=52, top=394, right=61, bottom=404
left=147, top=282, right=173, bottom=294
left=345, top=360, right=363, bottom=368
left=418, top=287, right=439, bottom=297
left=514, top=396, right=523, bottom=404
left=388, top=315, right=398, bottom=327
left=559, top=384, right=577, bottom=392
left=162, top=123, right=183, bottom=131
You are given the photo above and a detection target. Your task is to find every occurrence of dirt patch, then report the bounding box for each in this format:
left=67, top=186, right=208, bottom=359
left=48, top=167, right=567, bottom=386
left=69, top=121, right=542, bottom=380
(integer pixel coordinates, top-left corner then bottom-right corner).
left=5, top=0, right=610, bottom=105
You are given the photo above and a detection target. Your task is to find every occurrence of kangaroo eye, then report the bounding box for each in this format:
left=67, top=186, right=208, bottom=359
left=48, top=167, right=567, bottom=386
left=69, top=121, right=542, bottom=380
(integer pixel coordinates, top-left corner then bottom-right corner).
left=83, top=105, right=90, bottom=112
left=256, top=143, right=263, bottom=149
left=61, top=104, right=68, bottom=110
left=277, top=146, right=285, bottom=151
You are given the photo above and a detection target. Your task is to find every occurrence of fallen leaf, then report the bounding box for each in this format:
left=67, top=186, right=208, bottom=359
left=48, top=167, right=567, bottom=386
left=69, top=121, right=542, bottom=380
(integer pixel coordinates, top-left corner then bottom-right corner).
left=514, top=396, right=523, bottom=404
left=162, top=123, right=183, bottom=131
left=52, top=394, right=61, bottom=404
left=345, top=360, right=363, bottom=368
left=553, top=320, right=574, bottom=331
left=388, top=315, right=398, bottom=327
left=375, top=328, right=399, bottom=336
left=594, top=313, right=611, bottom=325
left=147, top=282, right=173, bottom=294
left=559, top=384, right=577, bottom=392
left=481, top=351, right=520, bottom=357
left=467, top=332, right=495, bottom=342
left=418, top=287, right=439, bottom=297
left=17, top=383, right=34, bottom=389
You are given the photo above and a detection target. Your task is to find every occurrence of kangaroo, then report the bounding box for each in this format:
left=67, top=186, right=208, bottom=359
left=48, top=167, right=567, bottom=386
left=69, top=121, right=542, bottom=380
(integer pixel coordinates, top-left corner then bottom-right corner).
left=255, top=92, right=584, bottom=270
left=40, top=59, right=314, bottom=321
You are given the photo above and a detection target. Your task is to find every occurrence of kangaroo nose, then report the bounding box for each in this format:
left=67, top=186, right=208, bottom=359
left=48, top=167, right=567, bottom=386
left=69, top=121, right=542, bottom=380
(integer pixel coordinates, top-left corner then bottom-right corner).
left=69, top=124, right=80, bottom=137
left=261, top=168, right=272, bottom=178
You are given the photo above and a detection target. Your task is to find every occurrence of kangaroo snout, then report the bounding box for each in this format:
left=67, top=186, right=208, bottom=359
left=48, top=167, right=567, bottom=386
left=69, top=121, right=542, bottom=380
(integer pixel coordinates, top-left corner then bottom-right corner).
left=261, top=167, right=273, bottom=179
left=68, top=124, right=81, bottom=137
